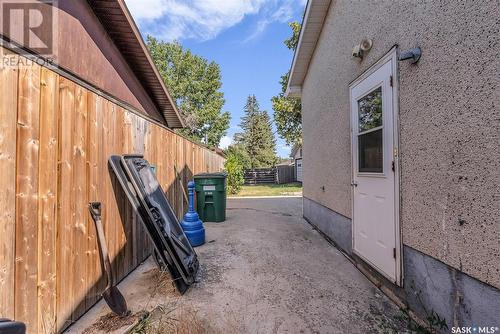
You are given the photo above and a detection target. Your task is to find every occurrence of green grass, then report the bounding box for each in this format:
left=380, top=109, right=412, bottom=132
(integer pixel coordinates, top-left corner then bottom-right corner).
left=233, top=183, right=302, bottom=197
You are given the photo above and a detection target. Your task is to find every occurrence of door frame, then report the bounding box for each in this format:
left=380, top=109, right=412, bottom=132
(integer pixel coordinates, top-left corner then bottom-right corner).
left=349, top=47, right=403, bottom=286
left=295, top=158, right=303, bottom=182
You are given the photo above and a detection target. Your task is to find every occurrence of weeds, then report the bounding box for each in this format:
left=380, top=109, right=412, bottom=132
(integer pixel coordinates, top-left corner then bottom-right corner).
left=133, top=268, right=213, bottom=334
left=396, top=308, right=448, bottom=334
left=148, top=268, right=177, bottom=298
left=131, top=303, right=209, bottom=334
left=393, top=280, right=449, bottom=334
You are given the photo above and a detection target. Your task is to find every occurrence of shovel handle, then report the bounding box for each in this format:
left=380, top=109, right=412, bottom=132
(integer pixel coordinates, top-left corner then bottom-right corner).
left=88, top=202, right=114, bottom=290
left=89, top=202, right=101, bottom=221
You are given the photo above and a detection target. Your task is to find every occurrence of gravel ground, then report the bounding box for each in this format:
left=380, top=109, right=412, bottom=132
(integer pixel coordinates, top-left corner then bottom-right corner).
left=183, top=198, right=407, bottom=333
left=68, top=197, right=408, bottom=334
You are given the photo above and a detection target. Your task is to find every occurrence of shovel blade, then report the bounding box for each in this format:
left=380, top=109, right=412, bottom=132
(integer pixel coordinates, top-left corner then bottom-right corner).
left=103, top=286, right=129, bottom=317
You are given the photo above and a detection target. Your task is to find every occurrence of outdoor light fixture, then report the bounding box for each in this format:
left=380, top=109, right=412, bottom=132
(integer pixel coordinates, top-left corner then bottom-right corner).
left=352, top=39, right=373, bottom=59
left=398, top=47, right=422, bottom=63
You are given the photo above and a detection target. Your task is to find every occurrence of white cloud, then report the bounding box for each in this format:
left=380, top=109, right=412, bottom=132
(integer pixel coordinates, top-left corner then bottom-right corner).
left=125, top=0, right=169, bottom=20
left=219, top=135, right=233, bottom=149
left=243, top=0, right=295, bottom=42
left=124, top=0, right=305, bottom=42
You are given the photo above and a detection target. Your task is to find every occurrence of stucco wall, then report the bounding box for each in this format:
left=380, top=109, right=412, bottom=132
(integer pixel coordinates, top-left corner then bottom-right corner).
left=301, top=0, right=499, bottom=288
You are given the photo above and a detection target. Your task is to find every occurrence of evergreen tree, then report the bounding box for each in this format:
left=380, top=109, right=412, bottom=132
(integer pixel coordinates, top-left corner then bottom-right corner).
left=235, top=95, right=277, bottom=168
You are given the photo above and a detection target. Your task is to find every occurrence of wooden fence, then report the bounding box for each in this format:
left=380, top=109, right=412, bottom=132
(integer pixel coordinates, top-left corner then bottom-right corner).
left=244, top=168, right=277, bottom=185
left=276, top=165, right=295, bottom=184
left=244, top=166, right=296, bottom=185
left=0, top=48, right=225, bottom=333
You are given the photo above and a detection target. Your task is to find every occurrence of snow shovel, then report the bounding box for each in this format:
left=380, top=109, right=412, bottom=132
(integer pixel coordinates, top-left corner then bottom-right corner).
left=88, top=202, right=129, bottom=317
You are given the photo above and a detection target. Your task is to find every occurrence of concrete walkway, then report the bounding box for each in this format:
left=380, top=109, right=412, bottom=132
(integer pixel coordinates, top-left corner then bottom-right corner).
left=68, top=197, right=407, bottom=333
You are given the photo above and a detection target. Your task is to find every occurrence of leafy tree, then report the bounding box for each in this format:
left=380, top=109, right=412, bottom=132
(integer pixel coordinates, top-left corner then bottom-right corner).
left=224, top=153, right=244, bottom=194
left=147, top=36, right=230, bottom=147
left=284, top=21, right=301, bottom=50
left=235, top=95, right=277, bottom=168
left=225, top=143, right=251, bottom=170
left=272, top=21, right=302, bottom=146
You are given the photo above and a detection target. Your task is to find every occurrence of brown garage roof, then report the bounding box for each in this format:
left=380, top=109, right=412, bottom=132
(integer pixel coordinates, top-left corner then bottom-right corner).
left=87, top=0, right=185, bottom=128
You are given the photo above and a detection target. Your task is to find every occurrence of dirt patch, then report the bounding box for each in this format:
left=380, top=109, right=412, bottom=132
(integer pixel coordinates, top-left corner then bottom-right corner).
left=81, top=311, right=147, bottom=334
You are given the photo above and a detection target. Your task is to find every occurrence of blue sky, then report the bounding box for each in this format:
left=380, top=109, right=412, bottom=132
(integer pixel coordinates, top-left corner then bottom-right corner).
left=124, top=0, right=306, bottom=158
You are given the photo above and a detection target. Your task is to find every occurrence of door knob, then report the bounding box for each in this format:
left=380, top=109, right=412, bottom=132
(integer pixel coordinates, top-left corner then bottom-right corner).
left=351, top=181, right=358, bottom=187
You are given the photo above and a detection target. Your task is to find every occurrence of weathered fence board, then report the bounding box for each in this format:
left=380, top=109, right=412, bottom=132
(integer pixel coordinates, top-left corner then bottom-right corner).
left=38, top=67, right=59, bottom=333
left=86, top=92, right=102, bottom=310
left=73, top=85, right=89, bottom=320
left=0, top=47, right=225, bottom=333
left=15, top=60, right=41, bottom=330
left=57, top=76, right=76, bottom=330
left=0, top=49, right=18, bottom=320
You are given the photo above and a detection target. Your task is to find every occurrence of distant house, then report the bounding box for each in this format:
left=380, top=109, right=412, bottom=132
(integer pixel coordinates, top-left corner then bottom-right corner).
left=290, top=145, right=303, bottom=182
left=286, top=0, right=499, bottom=328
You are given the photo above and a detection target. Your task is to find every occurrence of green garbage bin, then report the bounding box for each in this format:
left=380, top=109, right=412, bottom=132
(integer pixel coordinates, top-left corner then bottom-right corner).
left=194, top=172, right=227, bottom=222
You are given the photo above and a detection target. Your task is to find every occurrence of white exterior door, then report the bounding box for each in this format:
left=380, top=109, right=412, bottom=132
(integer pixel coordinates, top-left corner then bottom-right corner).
left=350, top=53, right=400, bottom=283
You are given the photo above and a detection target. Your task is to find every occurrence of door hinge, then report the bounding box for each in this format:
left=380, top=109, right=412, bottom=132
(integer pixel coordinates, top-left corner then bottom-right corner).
left=390, top=75, right=393, bottom=87
left=392, top=161, right=395, bottom=172
left=393, top=248, right=397, bottom=259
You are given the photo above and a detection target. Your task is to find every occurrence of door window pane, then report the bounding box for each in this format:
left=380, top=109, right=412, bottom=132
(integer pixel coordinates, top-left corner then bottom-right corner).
left=358, top=87, right=382, bottom=132
left=358, top=129, right=383, bottom=173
